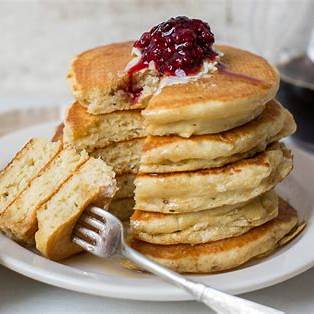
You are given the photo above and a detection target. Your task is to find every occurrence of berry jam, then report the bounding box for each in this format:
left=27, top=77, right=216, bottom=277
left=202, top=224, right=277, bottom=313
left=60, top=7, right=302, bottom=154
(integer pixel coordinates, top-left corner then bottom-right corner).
left=128, top=16, right=218, bottom=76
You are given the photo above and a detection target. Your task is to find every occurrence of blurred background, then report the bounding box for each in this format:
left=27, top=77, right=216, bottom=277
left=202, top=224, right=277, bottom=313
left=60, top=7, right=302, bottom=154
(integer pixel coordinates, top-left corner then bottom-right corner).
left=0, top=0, right=313, bottom=145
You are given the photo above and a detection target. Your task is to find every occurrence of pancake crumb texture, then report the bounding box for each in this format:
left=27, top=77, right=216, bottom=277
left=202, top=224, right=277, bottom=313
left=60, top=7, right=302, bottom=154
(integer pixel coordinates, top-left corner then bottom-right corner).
left=68, top=42, right=160, bottom=114
left=0, top=148, right=89, bottom=244
left=91, top=138, right=144, bottom=175
left=0, top=138, right=62, bottom=215
left=63, top=102, right=146, bottom=151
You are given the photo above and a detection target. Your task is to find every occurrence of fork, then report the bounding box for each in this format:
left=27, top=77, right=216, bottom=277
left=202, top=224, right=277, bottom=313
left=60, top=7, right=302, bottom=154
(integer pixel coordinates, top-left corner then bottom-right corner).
left=73, top=206, right=284, bottom=314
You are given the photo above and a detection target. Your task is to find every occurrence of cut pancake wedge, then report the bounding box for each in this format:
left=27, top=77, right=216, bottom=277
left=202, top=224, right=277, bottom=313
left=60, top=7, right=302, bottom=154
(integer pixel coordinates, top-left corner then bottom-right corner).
left=0, top=138, right=62, bottom=215
left=35, top=158, right=116, bottom=260
left=63, top=102, right=145, bottom=151
left=0, top=149, right=89, bottom=244
left=135, top=143, right=293, bottom=213
left=130, top=200, right=299, bottom=273
left=131, top=191, right=278, bottom=244
left=140, top=100, right=296, bottom=173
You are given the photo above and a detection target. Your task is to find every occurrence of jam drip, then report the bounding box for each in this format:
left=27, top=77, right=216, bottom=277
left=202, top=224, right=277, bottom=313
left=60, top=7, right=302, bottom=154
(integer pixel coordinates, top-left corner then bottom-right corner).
left=128, top=16, right=218, bottom=76
left=123, top=75, right=143, bottom=103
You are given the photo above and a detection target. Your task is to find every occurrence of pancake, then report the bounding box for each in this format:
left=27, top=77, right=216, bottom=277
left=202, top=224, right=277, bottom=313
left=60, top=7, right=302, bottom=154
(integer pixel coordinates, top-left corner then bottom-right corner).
left=115, top=173, right=136, bottom=199
left=0, top=149, right=89, bottom=244
left=35, top=158, right=117, bottom=261
left=143, top=45, right=279, bottom=137
left=131, top=191, right=278, bottom=245
left=68, top=43, right=279, bottom=137
left=63, top=101, right=146, bottom=152
left=130, top=200, right=299, bottom=273
left=0, top=138, right=62, bottom=215
left=68, top=41, right=153, bottom=114
left=135, top=143, right=292, bottom=213
left=109, top=197, right=135, bottom=221
left=140, top=100, right=296, bottom=173
left=91, top=138, right=144, bottom=175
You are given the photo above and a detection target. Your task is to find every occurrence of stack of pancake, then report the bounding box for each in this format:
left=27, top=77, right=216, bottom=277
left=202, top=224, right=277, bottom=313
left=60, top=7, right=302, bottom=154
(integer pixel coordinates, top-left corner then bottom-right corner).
left=62, top=42, right=301, bottom=272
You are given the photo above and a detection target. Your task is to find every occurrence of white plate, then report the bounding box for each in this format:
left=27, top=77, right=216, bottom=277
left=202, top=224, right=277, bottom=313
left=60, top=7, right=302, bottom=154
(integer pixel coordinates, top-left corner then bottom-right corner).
left=0, top=122, right=313, bottom=301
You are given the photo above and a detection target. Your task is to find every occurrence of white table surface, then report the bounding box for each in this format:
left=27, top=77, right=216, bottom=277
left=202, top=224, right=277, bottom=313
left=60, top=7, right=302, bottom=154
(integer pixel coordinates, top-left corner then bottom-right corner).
left=0, top=101, right=313, bottom=314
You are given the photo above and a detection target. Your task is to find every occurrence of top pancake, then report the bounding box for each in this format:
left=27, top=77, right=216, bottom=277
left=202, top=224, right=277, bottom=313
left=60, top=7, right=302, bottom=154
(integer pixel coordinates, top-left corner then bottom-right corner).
left=143, top=45, right=279, bottom=136
left=68, top=42, right=140, bottom=114
left=68, top=43, right=279, bottom=136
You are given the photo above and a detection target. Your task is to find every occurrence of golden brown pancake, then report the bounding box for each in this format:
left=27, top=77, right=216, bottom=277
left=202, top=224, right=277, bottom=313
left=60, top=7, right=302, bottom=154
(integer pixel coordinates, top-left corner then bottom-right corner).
left=0, top=139, right=62, bottom=216
left=143, top=45, right=279, bottom=137
left=68, top=43, right=279, bottom=137
left=130, top=200, right=299, bottom=273
left=35, top=158, right=117, bottom=261
left=63, top=101, right=146, bottom=151
left=135, top=143, right=292, bottom=213
left=68, top=42, right=142, bottom=114
left=131, top=191, right=278, bottom=245
left=140, top=100, right=296, bottom=173
left=0, top=149, right=89, bottom=244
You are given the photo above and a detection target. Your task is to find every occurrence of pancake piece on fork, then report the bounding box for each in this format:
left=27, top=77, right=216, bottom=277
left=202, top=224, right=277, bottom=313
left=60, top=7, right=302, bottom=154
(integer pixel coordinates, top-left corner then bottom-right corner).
left=35, top=158, right=117, bottom=261
left=0, top=138, right=62, bottom=215
left=0, top=148, right=89, bottom=244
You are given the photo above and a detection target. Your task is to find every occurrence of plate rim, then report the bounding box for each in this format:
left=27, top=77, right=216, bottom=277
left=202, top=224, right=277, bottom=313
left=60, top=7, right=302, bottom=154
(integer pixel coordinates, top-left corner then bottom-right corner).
left=0, top=121, right=314, bottom=301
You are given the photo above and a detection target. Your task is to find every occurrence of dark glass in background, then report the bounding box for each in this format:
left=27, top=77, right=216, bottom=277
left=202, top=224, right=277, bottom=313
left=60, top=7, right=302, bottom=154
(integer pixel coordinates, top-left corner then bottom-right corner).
left=277, top=55, right=314, bottom=151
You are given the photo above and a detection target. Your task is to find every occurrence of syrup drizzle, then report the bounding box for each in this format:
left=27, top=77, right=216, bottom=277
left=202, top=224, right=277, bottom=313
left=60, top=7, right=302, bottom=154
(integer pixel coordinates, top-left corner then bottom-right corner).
left=217, top=62, right=267, bottom=86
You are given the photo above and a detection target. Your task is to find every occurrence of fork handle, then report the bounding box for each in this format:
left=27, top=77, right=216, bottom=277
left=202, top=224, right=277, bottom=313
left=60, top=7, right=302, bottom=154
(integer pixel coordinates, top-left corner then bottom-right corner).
left=121, top=244, right=284, bottom=314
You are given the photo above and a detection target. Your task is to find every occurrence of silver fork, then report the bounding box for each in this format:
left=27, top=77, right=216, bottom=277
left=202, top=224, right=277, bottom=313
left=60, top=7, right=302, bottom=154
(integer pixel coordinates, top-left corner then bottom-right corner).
left=73, top=206, right=284, bottom=314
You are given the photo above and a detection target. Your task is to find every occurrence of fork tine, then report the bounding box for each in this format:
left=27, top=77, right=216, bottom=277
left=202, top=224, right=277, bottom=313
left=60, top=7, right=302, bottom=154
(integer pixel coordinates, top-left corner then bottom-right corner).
left=72, top=236, right=95, bottom=252
left=76, top=226, right=100, bottom=242
left=89, top=206, right=108, bottom=218
left=83, top=216, right=104, bottom=230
